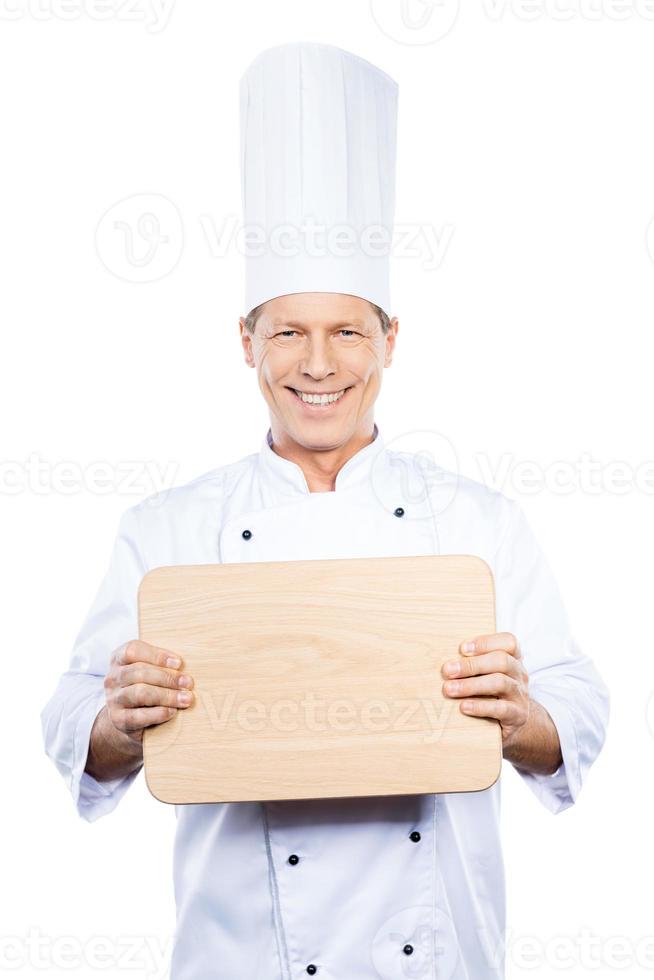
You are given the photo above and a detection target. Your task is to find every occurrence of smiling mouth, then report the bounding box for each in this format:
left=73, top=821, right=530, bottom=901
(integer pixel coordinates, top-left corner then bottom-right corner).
left=286, top=385, right=354, bottom=407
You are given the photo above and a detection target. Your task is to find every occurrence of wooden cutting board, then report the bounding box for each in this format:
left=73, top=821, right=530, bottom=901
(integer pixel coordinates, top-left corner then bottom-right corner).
left=138, top=554, right=500, bottom=804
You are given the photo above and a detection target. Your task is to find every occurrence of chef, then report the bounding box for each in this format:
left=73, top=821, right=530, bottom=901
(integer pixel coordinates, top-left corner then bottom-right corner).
left=41, top=42, right=609, bottom=980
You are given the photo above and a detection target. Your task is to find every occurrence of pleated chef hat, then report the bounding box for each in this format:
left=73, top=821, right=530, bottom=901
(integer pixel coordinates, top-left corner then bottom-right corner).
left=239, top=42, right=399, bottom=316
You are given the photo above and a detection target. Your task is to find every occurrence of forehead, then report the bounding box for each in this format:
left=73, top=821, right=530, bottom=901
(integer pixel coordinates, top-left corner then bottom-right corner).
left=260, top=292, right=375, bottom=328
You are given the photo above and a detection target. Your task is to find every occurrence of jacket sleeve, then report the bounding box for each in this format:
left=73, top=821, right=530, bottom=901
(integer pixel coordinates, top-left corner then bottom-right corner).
left=40, top=504, right=147, bottom=823
left=493, top=497, right=609, bottom=814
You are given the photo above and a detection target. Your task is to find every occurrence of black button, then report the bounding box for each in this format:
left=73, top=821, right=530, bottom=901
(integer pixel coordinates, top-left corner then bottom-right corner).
left=242, top=529, right=252, bottom=539
left=403, top=944, right=414, bottom=955
left=409, top=831, right=421, bottom=842
left=288, top=854, right=299, bottom=865
left=394, top=506, right=405, bottom=517
left=306, top=966, right=317, bottom=975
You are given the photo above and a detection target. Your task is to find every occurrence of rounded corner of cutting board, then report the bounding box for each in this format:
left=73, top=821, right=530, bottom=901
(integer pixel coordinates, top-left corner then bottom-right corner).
left=142, top=767, right=169, bottom=805
left=454, top=554, right=497, bottom=618
left=142, top=726, right=183, bottom=805
left=479, top=755, right=503, bottom=793
left=138, top=565, right=171, bottom=606
left=473, top=724, right=503, bottom=793
left=143, top=747, right=176, bottom=805
left=460, top=553, right=495, bottom=586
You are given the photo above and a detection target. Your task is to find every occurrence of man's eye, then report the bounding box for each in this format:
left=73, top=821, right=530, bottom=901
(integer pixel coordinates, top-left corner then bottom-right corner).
left=273, top=328, right=358, bottom=338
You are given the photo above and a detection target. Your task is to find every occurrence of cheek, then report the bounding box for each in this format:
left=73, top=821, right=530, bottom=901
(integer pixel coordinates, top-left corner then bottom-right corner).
left=258, top=350, right=294, bottom=387
left=254, top=347, right=275, bottom=376
left=346, top=345, right=379, bottom=375
left=357, top=353, right=385, bottom=383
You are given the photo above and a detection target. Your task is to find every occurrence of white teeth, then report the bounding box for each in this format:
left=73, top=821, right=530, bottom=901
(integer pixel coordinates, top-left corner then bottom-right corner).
left=293, top=388, right=348, bottom=405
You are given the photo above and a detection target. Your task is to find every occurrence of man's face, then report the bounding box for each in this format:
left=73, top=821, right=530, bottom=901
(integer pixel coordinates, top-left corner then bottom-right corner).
left=239, top=292, right=398, bottom=450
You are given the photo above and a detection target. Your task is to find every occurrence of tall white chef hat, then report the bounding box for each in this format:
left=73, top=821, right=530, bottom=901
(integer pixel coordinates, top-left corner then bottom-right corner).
left=239, top=42, right=399, bottom=316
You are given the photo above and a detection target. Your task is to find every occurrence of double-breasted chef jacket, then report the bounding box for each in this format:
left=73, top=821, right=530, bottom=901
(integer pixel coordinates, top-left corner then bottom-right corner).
left=41, top=423, right=609, bottom=979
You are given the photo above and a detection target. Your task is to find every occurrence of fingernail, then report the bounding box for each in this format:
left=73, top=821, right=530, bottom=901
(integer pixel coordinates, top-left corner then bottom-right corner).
left=446, top=681, right=460, bottom=694
left=177, top=691, right=192, bottom=705
left=444, top=661, right=461, bottom=677
left=177, top=675, right=192, bottom=688
left=462, top=641, right=475, bottom=653
left=167, top=656, right=181, bottom=668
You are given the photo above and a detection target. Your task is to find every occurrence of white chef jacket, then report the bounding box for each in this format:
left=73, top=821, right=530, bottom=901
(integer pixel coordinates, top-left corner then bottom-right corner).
left=41, top=423, right=609, bottom=980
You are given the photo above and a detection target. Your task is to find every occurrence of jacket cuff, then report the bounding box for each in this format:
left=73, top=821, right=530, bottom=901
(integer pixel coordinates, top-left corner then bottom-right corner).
left=72, top=689, right=142, bottom=823
left=511, top=688, right=580, bottom=815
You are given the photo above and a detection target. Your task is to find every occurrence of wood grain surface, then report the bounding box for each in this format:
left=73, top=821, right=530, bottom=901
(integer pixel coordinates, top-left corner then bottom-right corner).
left=139, top=554, right=501, bottom=804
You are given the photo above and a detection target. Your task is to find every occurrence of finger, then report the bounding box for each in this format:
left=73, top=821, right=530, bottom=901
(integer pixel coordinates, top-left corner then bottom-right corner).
left=443, top=673, right=518, bottom=700
left=460, top=697, right=514, bottom=720
left=460, top=632, right=521, bottom=659
left=115, top=704, right=178, bottom=734
left=115, top=682, right=194, bottom=710
left=121, top=662, right=193, bottom=691
left=115, top=639, right=184, bottom=670
left=442, top=651, right=522, bottom=680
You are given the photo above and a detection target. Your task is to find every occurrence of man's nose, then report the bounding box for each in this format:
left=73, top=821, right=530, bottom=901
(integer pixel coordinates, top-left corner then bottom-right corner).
left=298, top=337, right=337, bottom=379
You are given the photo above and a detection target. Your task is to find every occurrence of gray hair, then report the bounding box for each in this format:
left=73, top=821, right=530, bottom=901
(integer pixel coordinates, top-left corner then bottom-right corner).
left=243, top=299, right=391, bottom=335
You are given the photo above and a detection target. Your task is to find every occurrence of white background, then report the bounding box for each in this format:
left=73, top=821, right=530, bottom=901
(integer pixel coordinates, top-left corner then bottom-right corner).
left=2, top=1, right=652, bottom=978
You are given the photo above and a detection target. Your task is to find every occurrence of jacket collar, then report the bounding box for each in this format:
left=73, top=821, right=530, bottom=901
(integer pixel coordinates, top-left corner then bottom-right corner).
left=257, top=423, right=387, bottom=498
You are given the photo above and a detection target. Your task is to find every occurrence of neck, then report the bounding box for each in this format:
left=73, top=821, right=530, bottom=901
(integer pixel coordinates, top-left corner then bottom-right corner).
left=268, top=423, right=377, bottom=493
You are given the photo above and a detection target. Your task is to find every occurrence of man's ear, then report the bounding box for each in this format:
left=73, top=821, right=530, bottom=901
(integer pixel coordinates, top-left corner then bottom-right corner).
left=384, top=316, right=399, bottom=368
left=239, top=317, right=255, bottom=368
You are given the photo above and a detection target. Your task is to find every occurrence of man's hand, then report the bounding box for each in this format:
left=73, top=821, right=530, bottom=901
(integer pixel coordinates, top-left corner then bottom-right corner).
left=103, top=639, right=195, bottom=750
left=441, top=632, right=563, bottom=775
left=85, top=639, right=194, bottom=782
left=441, top=631, right=530, bottom=745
